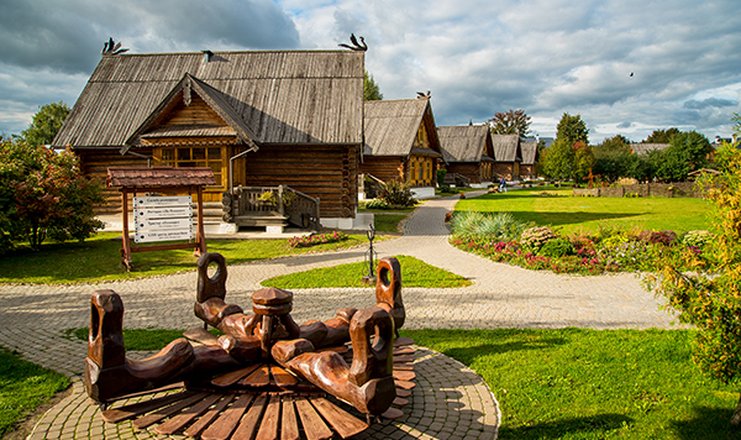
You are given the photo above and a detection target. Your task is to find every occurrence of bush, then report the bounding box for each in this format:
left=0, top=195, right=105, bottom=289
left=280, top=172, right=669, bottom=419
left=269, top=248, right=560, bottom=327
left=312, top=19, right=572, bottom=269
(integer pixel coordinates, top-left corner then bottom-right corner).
left=363, top=199, right=390, bottom=209
left=682, top=230, right=711, bottom=248
left=539, top=237, right=575, bottom=258
left=436, top=169, right=447, bottom=187
left=520, top=226, right=557, bottom=249
left=0, top=139, right=103, bottom=251
left=378, top=180, right=417, bottom=207
left=638, top=230, right=677, bottom=246
left=450, top=211, right=528, bottom=242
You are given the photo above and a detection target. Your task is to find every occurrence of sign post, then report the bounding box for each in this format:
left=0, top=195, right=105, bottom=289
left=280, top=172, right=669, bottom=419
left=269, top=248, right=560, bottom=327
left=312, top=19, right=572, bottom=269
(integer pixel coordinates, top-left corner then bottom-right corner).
left=107, top=167, right=214, bottom=271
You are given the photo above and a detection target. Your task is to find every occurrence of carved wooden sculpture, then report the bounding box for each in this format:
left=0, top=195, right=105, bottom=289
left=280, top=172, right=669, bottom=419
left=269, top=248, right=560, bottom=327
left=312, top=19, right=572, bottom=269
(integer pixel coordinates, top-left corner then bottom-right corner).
left=84, top=252, right=416, bottom=439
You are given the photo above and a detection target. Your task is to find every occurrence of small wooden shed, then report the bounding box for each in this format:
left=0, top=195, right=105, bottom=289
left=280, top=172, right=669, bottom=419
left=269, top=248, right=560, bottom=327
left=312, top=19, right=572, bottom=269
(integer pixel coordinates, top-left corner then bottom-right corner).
left=361, top=98, right=443, bottom=197
left=437, top=125, right=495, bottom=185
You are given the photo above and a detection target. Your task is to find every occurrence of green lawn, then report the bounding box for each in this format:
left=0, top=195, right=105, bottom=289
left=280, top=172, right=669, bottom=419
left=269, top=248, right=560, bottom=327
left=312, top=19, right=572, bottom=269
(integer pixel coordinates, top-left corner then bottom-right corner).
left=63, top=327, right=739, bottom=439
left=0, top=347, right=70, bottom=437
left=261, top=255, right=472, bottom=289
left=358, top=207, right=416, bottom=233
left=456, top=188, right=711, bottom=234
left=405, top=328, right=739, bottom=440
left=0, top=232, right=372, bottom=285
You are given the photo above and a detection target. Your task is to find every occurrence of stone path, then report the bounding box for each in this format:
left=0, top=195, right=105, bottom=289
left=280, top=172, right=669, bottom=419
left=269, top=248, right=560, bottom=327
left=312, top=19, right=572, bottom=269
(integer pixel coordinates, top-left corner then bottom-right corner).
left=0, top=191, right=677, bottom=439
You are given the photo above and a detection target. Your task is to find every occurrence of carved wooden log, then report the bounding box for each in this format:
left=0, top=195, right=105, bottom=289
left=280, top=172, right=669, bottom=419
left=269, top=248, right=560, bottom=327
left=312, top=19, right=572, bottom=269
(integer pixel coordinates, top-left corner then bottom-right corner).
left=375, top=257, right=405, bottom=334
left=274, top=306, right=396, bottom=415
left=194, top=253, right=242, bottom=326
left=84, top=290, right=238, bottom=404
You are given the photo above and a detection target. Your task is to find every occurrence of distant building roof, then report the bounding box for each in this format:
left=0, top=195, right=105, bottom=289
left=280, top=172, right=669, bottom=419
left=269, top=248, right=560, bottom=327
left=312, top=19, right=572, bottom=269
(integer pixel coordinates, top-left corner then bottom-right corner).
left=520, top=139, right=538, bottom=165
left=363, top=98, right=441, bottom=157
left=630, top=143, right=670, bottom=155
left=53, top=50, right=364, bottom=149
left=437, top=125, right=493, bottom=162
left=491, top=134, right=521, bottom=162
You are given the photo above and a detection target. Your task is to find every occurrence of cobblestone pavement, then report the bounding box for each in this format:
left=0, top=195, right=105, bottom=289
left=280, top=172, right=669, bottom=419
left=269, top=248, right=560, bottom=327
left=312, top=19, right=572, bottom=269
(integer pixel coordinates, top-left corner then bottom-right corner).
left=1, top=191, right=676, bottom=439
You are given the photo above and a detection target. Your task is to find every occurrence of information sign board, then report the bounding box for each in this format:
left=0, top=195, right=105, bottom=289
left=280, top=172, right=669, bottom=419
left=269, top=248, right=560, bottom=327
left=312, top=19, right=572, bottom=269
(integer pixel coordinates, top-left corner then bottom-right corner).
left=133, top=196, right=193, bottom=244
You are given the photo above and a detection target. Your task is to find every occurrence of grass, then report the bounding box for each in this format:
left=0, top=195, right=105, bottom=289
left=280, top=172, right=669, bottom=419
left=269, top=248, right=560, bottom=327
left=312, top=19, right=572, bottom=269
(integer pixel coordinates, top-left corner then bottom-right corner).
left=0, top=231, right=372, bottom=285
left=456, top=188, right=711, bottom=235
left=63, top=327, right=739, bottom=439
left=358, top=206, right=416, bottom=233
left=261, top=255, right=472, bottom=289
left=404, top=328, right=739, bottom=440
left=0, top=347, right=70, bottom=437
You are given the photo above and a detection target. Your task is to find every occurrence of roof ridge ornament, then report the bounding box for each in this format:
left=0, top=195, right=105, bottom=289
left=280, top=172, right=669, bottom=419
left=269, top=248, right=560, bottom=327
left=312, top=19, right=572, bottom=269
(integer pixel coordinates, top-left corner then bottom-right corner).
left=101, top=37, right=129, bottom=56
left=338, top=33, right=368, bottom=51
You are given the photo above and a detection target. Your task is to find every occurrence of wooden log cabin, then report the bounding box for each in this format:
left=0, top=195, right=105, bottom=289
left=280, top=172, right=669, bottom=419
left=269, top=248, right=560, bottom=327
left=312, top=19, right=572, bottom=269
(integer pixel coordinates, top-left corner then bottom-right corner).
left=437, top=125, right=495, bottom=187
left=491, top=134, right=523, bottom=181
left=361, top=98, right=443, bottom=199
left=52, top=47, right=364, bottom=229
left=519, top=139, right=539, bottom=179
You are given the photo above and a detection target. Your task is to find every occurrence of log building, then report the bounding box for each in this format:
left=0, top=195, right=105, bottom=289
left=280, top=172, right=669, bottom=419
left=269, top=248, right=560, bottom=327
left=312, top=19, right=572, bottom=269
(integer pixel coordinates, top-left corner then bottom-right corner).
left=491, top=134, right=523, bottom=180
left=437, top=125, right=495, bottom=186
left=53, top=48, right=364, bottom=226
left=362, top=98, right=443, bottom=199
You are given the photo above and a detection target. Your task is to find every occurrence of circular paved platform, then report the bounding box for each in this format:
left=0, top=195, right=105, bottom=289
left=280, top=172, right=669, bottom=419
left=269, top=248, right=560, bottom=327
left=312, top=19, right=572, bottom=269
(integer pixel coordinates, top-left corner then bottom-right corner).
left=28, top=347, right=499, bottom=440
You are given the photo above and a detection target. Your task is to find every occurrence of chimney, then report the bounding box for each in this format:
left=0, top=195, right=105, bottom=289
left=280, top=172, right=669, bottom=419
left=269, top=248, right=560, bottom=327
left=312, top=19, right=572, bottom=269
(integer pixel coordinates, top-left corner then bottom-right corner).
left=202, top=50, right=213, bottom=63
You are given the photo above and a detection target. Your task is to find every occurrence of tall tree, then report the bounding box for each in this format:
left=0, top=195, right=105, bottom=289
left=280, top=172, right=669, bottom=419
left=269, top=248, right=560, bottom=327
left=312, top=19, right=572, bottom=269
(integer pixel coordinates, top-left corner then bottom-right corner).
left=488, top=109, right=531, bottom=135
left=21, top=101, right=70, bottom=146
left=363, top=71, right=383, bottom=101
left=643, top=127, right=680, bottom=144
left=540, top=113, right=590, bottom=181
left=592, top=135, right=632, bottom=182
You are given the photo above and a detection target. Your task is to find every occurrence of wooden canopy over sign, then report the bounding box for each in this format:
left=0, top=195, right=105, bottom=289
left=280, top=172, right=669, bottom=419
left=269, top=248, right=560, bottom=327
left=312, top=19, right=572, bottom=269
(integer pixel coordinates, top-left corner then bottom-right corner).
left=107, top=167, right=215, bottom=270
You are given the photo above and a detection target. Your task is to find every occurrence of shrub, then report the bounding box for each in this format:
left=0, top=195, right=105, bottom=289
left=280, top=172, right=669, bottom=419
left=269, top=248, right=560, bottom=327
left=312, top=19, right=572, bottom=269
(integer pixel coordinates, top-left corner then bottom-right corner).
left=520, top=226, right=557, bottom=249
left=682, top=230, right=711, bottom=248
left=288, top=231, right=348, bottom=248
left=451, top=211, right=528, bottom=242
left=364, top=199, right=390, bottom=209
left=638, top=230, right=677, bottom=246
left=539, top=237, right=575, bottom=258
left=378, top=180, right=417, bottom=207
left=436, top=169, right=447, bottom=187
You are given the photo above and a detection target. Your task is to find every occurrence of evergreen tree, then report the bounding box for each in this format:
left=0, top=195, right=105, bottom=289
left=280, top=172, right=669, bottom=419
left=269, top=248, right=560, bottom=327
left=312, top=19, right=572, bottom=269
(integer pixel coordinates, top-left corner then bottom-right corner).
left=363, top=71, right=383, bottom=101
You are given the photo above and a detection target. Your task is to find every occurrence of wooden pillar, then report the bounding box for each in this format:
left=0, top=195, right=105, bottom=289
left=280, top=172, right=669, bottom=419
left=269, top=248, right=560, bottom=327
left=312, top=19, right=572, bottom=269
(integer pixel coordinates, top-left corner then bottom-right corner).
left=195, top=186, right=206, bottom=256
left=121, top=190, right=132, bottom=271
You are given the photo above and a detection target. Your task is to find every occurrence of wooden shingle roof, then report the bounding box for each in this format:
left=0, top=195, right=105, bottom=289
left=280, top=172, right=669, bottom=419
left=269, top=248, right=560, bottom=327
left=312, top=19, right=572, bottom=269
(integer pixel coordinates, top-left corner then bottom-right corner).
left=437, top=125, right=493, bottom=163
left=520, top=140, right=538, bottom=166
left=107, top=167, right=215, bottom=189
left=363, top=99, right=441, bottom=157
left=491, top=134, right=521, bottom=162
left=54, top=50, right=364, bottom=149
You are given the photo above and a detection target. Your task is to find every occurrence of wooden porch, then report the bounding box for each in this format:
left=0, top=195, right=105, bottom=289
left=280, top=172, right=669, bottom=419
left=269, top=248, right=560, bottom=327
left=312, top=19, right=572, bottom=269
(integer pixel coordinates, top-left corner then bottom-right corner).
left=222, top=185, right=320, bottom=231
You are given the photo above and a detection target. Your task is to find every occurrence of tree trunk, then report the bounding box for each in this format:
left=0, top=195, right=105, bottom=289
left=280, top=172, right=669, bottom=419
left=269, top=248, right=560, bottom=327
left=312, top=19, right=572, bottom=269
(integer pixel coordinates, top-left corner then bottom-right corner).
left=732, top=391, right=741, bottom=427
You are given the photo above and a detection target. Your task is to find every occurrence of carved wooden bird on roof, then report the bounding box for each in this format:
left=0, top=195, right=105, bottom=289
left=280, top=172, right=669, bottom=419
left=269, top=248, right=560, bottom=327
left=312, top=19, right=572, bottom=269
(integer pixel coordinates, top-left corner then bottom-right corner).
left=338, top=33, right=368, bottom=51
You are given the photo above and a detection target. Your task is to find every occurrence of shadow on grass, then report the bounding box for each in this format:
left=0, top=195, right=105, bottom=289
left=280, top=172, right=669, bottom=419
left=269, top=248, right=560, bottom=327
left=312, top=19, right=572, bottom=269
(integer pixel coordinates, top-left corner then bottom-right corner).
left=508, top=210, right=640, bottom=227
left=437, top=338, right=567, bottom=365
left=498, top=414, right=633, bottom=439
left=671, top=406, right=740, bottom=440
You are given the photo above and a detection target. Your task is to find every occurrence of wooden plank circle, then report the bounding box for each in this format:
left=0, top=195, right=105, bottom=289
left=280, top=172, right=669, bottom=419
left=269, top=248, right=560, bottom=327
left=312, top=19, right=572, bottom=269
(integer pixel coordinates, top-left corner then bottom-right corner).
left=99, top=341, right=418, bottom=439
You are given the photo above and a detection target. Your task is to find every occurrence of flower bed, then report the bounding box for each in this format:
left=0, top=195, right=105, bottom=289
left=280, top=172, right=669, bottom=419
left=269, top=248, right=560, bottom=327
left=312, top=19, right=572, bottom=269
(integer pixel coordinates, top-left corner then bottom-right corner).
left=288, top=231, right=348, bottom=248
left=450, top=212, right=708, bottom=274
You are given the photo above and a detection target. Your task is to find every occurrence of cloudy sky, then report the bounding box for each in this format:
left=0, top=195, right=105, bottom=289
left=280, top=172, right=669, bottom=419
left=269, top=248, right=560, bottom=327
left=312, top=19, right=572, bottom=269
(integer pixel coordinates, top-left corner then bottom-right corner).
left=2, top=0, right=740, bottom=142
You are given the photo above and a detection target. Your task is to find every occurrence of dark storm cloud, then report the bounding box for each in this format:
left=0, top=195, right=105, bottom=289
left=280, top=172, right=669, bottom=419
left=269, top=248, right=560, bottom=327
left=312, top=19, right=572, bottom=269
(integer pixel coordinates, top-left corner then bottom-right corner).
left=0, top=0, right=300, bottom=75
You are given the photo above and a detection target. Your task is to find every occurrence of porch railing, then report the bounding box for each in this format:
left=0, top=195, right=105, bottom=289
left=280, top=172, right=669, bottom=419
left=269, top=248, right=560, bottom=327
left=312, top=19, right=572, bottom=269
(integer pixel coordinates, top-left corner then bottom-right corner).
left=222, top=185, right=320, bottom=230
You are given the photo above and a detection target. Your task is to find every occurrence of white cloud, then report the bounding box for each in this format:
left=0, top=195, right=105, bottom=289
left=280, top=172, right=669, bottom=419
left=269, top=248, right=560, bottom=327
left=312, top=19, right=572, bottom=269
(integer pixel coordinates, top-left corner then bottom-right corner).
left=2, top=0, right=740, bottom=142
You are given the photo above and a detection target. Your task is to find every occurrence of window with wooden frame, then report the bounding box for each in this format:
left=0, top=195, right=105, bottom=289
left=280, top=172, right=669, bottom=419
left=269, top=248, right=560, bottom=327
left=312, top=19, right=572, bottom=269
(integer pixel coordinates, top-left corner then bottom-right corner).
left=155, top=146, right=226, bottom=189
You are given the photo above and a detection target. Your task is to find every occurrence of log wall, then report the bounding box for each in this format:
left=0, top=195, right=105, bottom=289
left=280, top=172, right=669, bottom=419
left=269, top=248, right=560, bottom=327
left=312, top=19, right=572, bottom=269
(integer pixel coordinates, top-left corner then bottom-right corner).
left=447, top=163, right=484, bottom=184
left=244, top=145, right=359, bottom=218
left=360, top=157, right=405, bottom=183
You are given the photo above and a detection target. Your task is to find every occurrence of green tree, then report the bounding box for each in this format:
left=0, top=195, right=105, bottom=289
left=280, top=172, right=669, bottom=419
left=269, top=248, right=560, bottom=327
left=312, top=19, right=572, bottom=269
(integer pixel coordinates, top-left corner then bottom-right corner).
left=488, top=109, right=531, bottom=135
left=0, top=138, right=103, bottom=250
left=652, top=131, right=711, bottom=182
left=649, top=140, right=741, bottom=426
left=21, top=101, right=70, bottom=146
left=592, top=135, right=633, bottom=182
left=643, top=127, right=680, bottom=144
left=363, top=71, right=383, bottom=101
left=540, top=113, right=590, bottom=181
